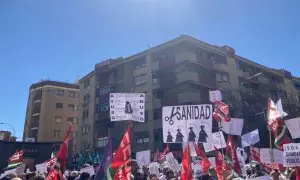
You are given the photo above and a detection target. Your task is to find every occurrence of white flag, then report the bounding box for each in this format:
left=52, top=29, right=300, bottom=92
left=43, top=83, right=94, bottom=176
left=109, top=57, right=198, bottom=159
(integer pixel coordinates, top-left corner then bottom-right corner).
left=241, top=129, right=260, bottom=147
left=276, top=99, right=288, bottom=118
left=285, top=117, right=300, bottom=139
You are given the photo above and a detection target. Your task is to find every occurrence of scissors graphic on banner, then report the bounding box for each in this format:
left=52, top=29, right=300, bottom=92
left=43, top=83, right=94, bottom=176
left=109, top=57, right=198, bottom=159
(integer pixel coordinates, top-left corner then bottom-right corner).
left=165, top=115, right=176, bottom=125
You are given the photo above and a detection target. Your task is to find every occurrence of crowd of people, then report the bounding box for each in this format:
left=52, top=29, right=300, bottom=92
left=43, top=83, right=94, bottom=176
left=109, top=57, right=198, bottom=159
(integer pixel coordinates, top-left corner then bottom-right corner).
left=1, top=160, right=300, bottom=180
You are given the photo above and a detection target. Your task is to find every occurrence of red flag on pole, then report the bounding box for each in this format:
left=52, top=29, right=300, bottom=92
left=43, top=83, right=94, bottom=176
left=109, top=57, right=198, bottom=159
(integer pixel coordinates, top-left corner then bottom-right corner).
left=158, top=145, right=169, bottom=162
left=226, top=136, right=241, bottom=175
left=47, top=124, right=72, bottom=180
left=213, top=101, right=231, bottom=122
left=194, top=143, right=211, bottom=173
left=181, top=144, right=192, bottom=180
left=110, top=126, right=131, bottom=180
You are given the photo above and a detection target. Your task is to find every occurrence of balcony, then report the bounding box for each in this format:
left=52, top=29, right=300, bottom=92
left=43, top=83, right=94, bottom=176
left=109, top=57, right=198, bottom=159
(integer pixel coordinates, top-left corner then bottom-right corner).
left=133, top=66, right=148, bottom=77
left=177, top=92, right=201, bottom=104
left=33, top=90, right=42, bottom=102
left=216, top=81, right=231, bottom=90
left=176, top=71, right=199, bottom=83
left=238, top=71, right=250, bottom=78
left=213, top=63, right=228, bottom=72
left=174, top=52, right=197, bottom=64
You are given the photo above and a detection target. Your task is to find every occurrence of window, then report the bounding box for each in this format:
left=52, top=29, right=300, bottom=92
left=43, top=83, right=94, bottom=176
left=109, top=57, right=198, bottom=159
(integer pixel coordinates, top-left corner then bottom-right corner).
left=136, top=137, right=149, bottom=144
left=83, top=94, right=90, bottom=105
left=72, top=131, right=77, bottom=138
left=82, top=125, right=89, bottom=135
left=216, top=72, right=229, bottom=82
left=152, top=89, right=164, bottom=99
left=55, top=116, right=63, bottom=123
left=153, top=108, right=162, bottom=120
left=69, top=91, right=76, bottom=98
left=134, top=74, right=147, bottom=85
left=53, top=130, right=61, bottom=137
left=67, top=117, right=77, bottom=124
left=84, top=79, right=90, bottom=89
left=56, top=103, right=63, bottom=109
left=135, top=58, right=146, bottom=69
left=95, top=137, right=108, bottom=148
left=100, top=101, right=109, bottom=112
left=75, top=105, right=79, bottom=111
left=56, top=90, right=64, bottom=96
left=68, top=104, right=75, bottom=111
left=152, top=73, right=159, bottom=84
left=99, top=87, right=116, bottom=96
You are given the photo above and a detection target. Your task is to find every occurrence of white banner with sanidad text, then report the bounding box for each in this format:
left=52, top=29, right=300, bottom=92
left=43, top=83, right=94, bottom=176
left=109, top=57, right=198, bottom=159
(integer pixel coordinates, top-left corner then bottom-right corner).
left=162, top=104, right=212, bottom=143
left=283, top=143, right=300, bottom=167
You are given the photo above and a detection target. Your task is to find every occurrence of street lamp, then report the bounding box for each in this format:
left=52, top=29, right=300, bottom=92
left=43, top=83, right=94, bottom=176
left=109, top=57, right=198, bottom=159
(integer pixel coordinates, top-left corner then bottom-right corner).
left=0, top=122, right=16, bottom=137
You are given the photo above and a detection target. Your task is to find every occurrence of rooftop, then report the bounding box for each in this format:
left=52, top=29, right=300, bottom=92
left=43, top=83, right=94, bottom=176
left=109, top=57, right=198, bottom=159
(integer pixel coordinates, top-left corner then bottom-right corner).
left=30, top=80, right=79, bottom=90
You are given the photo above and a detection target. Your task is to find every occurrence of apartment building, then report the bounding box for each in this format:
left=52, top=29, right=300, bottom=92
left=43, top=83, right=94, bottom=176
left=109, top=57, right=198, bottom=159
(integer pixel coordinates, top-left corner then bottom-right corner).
left=77, top=35, right=300, bottom=153
left=76, top=71, right=96, bottom=153
left=23, top=81, right=80, bottom=153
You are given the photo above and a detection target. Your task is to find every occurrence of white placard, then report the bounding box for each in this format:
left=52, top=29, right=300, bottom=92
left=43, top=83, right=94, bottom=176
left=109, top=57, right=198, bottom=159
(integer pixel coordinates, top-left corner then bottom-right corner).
left=236, top=147, right=247, bottom=161
left=15, top=164, right=26, bottom=175
left=208, top=157, right=216, bottom=168
left=283, top=143, right=300, bottom=167
left=189, top=143, right=197, bottom=157
left=203, top=132, right=226, bottom=152
left=136, top=150, right=151, bottom=167
left=273, top=149, right=284, bottom=164
left=241, top=129, right=260, bottom=148
left=109, top=93, right=145, bottom=122
left=209, top=90, right=222, bottom=102
left=221, top=118, right=244, bottom=136
left=0, top=168, right=16, bottom=178
left=80, top=166, right=94, bottom=174
left=165, top=152, right=180, bottom=171
left=249, top=175, right=271, bottom=180
left=149, top=162, right=160, bottom=176
left=162, top=104, right=212, bottom=143
left=236, top=149, right=247, bottom=176
left=285, top=117, right=300, bottom=139
left=35, top=162, right=48, bottom=174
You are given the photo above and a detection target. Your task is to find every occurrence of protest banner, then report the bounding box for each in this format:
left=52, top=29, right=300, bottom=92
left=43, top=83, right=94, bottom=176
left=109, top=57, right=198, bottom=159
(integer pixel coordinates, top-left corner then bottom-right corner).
left=249, top=176, right=271, bottom=180
left=285, top=117, right=300, bottom=139
left=35, top=162, right=48, bottom=174
left=149, top=162, right=160, bottom=177
left=203, top=132, right=226, bottom=152
left=241, top=129, right=260, bottom=147
left=283, top=143, right=300, bottom=167
left=0, top=168, right=16, bottom=178
left=136, top=150, right=150, bottom=167
left=109, top=93, right=145, bottom=122
left=209, top=90, right=222, bottom=102
left=162, top=104, right=212, bottom=143
left=80, top=166, right=94, bottom=174
left=165, top=152, right=180, bottom=171
left=236, top=147, right=247, bottom=161
left=221, top=118, right=244, bottom=136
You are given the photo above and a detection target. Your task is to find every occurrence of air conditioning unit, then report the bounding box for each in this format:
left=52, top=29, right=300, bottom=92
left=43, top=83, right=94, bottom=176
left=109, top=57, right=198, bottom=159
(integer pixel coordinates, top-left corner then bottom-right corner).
left=25, top=138, right=35, bottom=142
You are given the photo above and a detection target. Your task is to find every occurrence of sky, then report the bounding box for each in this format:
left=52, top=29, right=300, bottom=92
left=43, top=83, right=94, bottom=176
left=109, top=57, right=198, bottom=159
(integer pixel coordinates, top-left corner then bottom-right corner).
left=0, top=0, right=299, bottom=139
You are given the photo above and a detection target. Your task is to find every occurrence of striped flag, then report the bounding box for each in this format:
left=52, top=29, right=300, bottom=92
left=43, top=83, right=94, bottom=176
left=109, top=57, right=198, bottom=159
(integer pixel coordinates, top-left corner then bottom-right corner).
left=158, top=145, right=169, bottom=162
left=250, top=147, right=280, bottom=173
left=213, top=101, right=231, bottom=122
left=7, top=150, right=24, bottom=169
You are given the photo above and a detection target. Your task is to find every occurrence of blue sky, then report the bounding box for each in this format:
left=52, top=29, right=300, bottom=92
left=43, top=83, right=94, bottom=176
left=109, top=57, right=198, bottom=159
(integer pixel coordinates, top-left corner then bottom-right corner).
left=0, top=0, right=299, bottom=139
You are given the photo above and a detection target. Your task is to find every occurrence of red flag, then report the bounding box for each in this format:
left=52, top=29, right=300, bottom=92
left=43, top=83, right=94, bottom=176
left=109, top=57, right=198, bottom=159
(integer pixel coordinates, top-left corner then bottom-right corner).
left=46, top=157, right=57, bottom=167
left=153, top=148, right=160, bottom=162
left=194, top=143, right=211, bottom=173
left=158, top=145, right=170, bottom=162
left=181, top=144, right=192, bottom=180
left=267, top=99, right=291, bottom=150
left=111, top=126, right=131, bottom=179
left=250, top=147, right=281, bottom=173
left=213, top=101, right=231, bottom=122
left=47, top=124, right=71, bottom=180
left=215, top=150, right=224, bottom=180
left=113, top=165, right=128, bottom=180
left=296, top=167, right=300, bottom=180
left=226, top=136, right=241, bottom=174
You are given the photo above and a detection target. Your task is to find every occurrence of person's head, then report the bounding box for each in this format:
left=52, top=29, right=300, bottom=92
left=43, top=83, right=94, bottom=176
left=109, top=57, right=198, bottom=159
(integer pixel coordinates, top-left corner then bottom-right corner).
left=4, top=173, right=17, bottom=180
left=200, top=125, right=205, bottom=130
left=168, top=131, right=171, bottom=135
left=70, top=171, right=78, bottom=178
left=93, top=162, right=100, bottom=173
left=189, top=127, right=193, bottom=131
left=79, top=172, right=90, bottom=180
left=208, top=167, right=217, bottom=177
left=128, top=160, right=139, bottom=173
left=33, top=174, right=46, bottom=180
left=177, top=129, right=181, bottom=133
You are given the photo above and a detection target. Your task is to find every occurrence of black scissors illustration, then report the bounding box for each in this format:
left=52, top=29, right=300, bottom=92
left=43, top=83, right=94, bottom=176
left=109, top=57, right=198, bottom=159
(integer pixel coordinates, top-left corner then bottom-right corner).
left=165, top=115, right=175, bottom=125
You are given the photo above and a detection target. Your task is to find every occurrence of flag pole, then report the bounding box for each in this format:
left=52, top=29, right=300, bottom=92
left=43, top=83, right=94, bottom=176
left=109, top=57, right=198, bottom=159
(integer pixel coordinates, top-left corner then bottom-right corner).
left=263, top=110, right=274, bottom=164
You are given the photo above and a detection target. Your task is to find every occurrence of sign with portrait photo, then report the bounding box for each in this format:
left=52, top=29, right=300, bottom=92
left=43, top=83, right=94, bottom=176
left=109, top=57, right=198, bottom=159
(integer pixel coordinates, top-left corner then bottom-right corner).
left=162, top=104, right=212, bottom=143
left=110, top=93, right=145, bottom=122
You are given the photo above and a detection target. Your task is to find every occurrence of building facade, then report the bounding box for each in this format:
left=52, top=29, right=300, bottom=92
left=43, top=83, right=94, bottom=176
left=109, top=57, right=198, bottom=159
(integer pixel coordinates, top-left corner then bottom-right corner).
left=77, top=35, right=300, bottom=154
left=23, top=81, right=80, bottom=153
